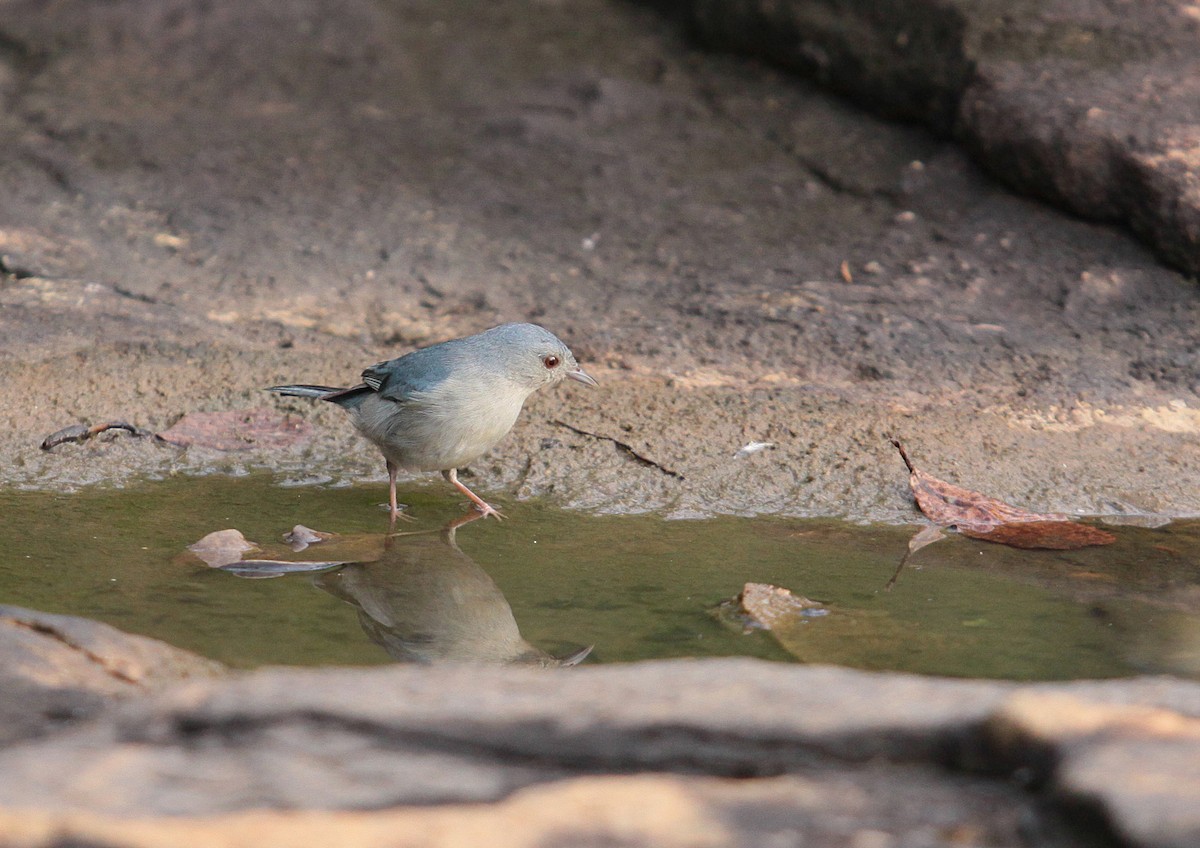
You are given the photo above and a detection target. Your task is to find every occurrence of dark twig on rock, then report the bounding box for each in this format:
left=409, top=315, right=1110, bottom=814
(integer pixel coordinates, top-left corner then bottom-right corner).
left=890, top=438, right=916, bottom=473
left=40, top=422, right=162, bottom=450
left=552, top=420, right=684, bottom=480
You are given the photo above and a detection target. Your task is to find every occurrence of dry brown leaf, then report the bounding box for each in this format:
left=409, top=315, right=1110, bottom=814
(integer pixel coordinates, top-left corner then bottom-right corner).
left=159, top=409, right=312, bottom=450
left=891, top=440, right=1115, bottom=550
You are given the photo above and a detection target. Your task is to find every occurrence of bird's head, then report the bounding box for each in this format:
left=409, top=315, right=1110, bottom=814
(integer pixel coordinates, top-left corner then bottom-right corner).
left=483, top=323, right=598, bottom=392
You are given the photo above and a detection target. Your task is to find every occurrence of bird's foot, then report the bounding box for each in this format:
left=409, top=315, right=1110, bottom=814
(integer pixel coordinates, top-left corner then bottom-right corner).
left=444, top=469, right=505, bottom=520
left=473, top=500, right=506, bottom=521
left=379, top=502, right=417, bottom=523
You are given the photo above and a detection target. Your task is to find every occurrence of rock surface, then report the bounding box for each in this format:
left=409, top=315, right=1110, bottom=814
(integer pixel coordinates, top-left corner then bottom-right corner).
left=0, top=605, right=224, bottom=745
left=0, top=0, right=1196, bottom=519
left=0, top=774, right=1080, bottom=848
left=0, top=4, right=1197, bottom=844
left=0, top=656, right=1196, bottom=846
left=676, top=0, right=1200, bottom=277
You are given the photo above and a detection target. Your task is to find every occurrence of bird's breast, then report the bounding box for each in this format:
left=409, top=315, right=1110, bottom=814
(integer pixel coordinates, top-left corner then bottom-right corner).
left=355, top=377, right=531, bottom=472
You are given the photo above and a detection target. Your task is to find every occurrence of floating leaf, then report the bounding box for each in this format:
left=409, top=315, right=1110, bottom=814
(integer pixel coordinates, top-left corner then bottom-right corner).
left=159, top=409, right=312, bottom=451
left=183, top=526, right=378, bottom=577
left=186, top=529, right=259, bottom=567
left=284, top=525, right=336, bottom=552
left=891, top=440, right=1115, bottom=550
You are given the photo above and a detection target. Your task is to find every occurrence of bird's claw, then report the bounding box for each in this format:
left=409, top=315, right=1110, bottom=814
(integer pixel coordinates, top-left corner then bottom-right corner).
left=474, top=501, right=505, bottom=521
left=380, top=503, right=417, bottom=523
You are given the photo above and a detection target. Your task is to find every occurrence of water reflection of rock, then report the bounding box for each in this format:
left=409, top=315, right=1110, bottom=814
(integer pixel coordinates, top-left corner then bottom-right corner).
left=313, top=519, right=591, bottom=668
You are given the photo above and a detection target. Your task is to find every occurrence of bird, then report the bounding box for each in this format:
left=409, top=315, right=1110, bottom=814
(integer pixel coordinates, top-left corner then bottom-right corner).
left=268, top=323, right=596, bottom=521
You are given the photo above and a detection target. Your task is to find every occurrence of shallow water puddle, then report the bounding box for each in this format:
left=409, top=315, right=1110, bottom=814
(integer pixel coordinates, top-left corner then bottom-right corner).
left=1, top=475, right=1197, bottom=680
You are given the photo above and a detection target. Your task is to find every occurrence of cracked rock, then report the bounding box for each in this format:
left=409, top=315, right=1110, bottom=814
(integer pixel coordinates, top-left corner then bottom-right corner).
left=0, top=605, right=225, bottom=745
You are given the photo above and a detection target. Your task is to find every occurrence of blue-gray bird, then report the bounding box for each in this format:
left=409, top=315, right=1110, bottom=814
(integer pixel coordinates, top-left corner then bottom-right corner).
left=268, top=323, right=596, bottom=520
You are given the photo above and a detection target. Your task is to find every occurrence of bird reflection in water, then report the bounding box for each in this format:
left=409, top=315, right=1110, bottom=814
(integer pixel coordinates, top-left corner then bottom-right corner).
left=222, top=511, right=591, bottom=667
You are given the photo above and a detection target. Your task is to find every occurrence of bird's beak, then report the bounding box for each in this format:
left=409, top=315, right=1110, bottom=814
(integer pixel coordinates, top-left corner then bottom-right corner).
left=567, top=367, right=598, bottom=387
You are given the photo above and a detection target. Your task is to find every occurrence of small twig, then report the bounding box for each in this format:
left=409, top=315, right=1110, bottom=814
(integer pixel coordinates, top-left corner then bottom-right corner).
left=552, top=420, right=685, bottom=480
left=40, top=421, right=162, bottom=450
left=890, top=438, right=915, bottom=473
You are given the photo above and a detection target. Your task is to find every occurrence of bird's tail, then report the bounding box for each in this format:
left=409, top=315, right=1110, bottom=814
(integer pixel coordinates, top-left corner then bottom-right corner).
left=267, top=383, right=374, bottom=408
left=266, top=384, right=345, bottom=400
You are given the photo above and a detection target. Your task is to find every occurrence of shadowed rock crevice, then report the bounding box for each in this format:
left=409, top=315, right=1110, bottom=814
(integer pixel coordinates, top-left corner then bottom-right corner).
left=658, top=0, right=1200, bottom=276
left=0, top=26, right=46, bottom=95
left=683, top=0, right=976, bottom=130
left=136, top=710, right=982, bottom=780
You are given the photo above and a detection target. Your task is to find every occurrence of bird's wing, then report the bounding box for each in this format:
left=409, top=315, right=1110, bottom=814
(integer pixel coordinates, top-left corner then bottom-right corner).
left=361, top=345, right=458, bottom=403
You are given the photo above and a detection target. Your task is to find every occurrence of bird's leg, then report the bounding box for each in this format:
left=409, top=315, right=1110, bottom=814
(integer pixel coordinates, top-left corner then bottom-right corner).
left=444, top=468, right=504, bottom=520
left=385, top=460, right=415, bottom=524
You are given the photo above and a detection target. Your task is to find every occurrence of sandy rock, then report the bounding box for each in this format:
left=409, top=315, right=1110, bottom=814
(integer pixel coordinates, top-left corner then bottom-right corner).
left=986, top=692, right=1200, bottom=848
left=0, top=661, right=1007, bottom=815
left=0, top=606, right=225, bottom=746
left=0, top=657, right=1195, bottom=848
left=0, top=772, right=1048, bottom=848
left=0, top=599, right=1197, bottom=845
left=0, top=0, right=1197, bottom=519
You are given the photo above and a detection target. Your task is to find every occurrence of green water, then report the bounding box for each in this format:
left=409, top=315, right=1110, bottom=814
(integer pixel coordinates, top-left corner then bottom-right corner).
left=1, top=475, right=1197, bottom=679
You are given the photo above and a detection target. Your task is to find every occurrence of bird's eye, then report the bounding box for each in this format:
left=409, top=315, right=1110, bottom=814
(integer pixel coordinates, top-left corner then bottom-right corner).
left=542, top=354, right=560, bottom=369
